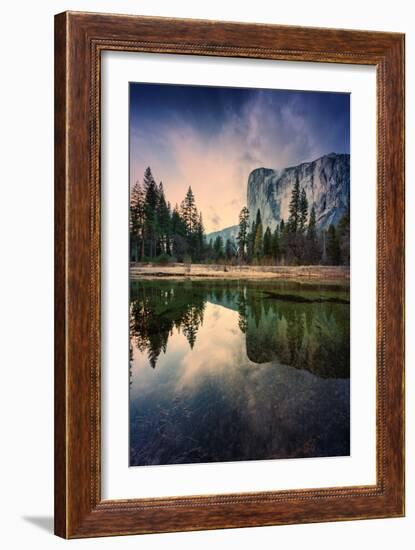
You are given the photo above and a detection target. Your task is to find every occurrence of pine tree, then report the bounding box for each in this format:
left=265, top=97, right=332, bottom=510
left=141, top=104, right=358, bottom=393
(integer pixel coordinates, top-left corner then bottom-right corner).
left=237, top=206, right=250, bottom=261
left=327, top=224, right=342, bottom=265
left=225, top=238, right=235, bottom=261
left=166, top=201, right=172, bottom=255
left=180, top=186, right=200, bottom=259
left=255, top=208, right=262, bottom=227
left=180, top=186, right=198, bottom=235
left=307, top=205, right=317, bottom=241
left=337, top=204, right=350, bottom=265
left=286, top=177, right=302, bottom=263
left=263, top=226, right=272, bottom=258
left=171, top=204, right=188, bottom=260
left=306, top=205, right=320, bottom=264
left=293, top=187, right=309, bottom=262
left=195, top=212, right=205, bottom=260
left=246, top=220, right=256, bottom=263
left=143, top=166, right=156, bottom=194
left=288, top=177, right=300, bottom=233
left=299, top=188, right=308, bottom=233
left=279, top=219, right=288, bottom=262
left=205, top=240, right=214, bottom=262
left=130, top=181, right=145, bottom=261
left=253, top=210, right=263, bottom=261
left=213, top=235, right=224, bottom=260
left=143, top=167, right=159, bottom=258
left=272, top=227, right=280, bottom=262
left=156, top=182, right=171, bottom=255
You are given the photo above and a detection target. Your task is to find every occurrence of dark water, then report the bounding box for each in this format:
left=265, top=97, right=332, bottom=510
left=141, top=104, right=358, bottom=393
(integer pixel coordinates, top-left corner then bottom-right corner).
left=129, top=279, right=350, bottom=466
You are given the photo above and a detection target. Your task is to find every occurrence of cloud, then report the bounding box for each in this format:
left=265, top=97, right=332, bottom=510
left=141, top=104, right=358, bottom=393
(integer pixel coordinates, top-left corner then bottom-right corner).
left=209, top=212, right=221, bottom=230
left=130, top=89, right=348, bottom=232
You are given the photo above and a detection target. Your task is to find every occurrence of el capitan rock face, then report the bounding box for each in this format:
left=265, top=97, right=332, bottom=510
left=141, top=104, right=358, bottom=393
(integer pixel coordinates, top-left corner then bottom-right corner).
left=247, top=153, right=350, bottom=231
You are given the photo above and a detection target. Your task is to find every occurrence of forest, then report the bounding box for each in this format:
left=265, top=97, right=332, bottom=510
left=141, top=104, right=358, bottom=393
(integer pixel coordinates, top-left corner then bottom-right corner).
left=130, top=167, right=350, bottom=266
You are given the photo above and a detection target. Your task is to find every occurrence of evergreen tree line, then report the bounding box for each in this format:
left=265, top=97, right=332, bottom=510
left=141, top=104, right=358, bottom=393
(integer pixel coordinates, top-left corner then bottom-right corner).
left=130, top=166, right=349, bottom=265
left=130, top=167, right=206, bottom=262
left=235, top=177, right=350, bottom=266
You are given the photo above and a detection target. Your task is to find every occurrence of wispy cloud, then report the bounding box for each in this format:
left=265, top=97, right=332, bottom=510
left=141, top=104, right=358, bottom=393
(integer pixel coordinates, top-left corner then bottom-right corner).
left=130, top=86, right=349, bottom=232
left=209, top=211, right=221, bottom=231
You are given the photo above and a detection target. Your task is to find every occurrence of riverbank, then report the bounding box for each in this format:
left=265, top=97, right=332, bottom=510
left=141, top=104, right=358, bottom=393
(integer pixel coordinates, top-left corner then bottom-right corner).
left=130, top=263, right=349, bottom=282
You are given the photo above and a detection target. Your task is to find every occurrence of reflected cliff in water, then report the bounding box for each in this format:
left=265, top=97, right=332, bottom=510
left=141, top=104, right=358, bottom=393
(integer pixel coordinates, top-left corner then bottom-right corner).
left=129, top=279, right=350, bottom=466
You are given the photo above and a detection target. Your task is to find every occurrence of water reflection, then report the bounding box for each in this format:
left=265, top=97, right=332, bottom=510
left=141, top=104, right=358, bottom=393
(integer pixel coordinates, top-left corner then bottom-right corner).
left=130, top=282, right=206, bottom=367
left=129, top=279, right=350, bottom=466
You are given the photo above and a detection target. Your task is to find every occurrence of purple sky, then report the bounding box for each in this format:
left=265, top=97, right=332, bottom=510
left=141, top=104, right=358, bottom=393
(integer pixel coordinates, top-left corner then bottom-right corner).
left=130, top=83, right=350, bottom=233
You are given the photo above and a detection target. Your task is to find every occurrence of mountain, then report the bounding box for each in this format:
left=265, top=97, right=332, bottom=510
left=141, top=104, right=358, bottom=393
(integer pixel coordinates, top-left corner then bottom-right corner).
left=247, top=153, right=349, bottom=231
left=206, top=225, right=239, bottom=245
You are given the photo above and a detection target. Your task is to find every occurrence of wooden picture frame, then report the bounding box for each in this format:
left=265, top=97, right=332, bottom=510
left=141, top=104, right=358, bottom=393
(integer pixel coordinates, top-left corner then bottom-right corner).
left=54, top=11, right=405, bottom=538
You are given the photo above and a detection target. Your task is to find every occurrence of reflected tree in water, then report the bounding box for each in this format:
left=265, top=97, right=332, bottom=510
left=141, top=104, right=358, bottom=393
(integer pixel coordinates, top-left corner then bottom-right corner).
left=130, top=279, right=350, bottom=466
left=286, top=310, right=306, bottom=368
left=181, top=306, right=204, bottom=349
left=130, top=282, right=206, bottom=367
left=236, top=289, right=248, bottom=334
left=130, top=279, right=349, bottom=377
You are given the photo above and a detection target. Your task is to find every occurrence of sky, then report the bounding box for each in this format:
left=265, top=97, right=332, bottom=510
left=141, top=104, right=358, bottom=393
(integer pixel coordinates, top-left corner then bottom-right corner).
left=130, top=83, right=350, bottom=234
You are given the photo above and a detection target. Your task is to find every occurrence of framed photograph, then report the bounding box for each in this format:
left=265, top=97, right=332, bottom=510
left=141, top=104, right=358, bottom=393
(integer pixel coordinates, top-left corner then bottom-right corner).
left=54, top=11, right=405, bottom=538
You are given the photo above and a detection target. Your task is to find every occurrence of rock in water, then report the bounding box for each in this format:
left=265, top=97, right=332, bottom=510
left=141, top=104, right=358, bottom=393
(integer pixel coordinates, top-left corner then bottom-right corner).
left=247, top=153, right=350, bottom=231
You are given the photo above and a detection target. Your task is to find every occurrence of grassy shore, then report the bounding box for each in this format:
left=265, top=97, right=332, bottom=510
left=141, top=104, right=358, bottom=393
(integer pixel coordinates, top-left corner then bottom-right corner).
left=130, top=262, right=349, bottom=282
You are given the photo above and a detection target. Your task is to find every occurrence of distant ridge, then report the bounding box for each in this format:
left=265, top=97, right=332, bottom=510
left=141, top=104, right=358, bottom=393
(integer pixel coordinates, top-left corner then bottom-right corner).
left=206, top=225, right=239, bottom=245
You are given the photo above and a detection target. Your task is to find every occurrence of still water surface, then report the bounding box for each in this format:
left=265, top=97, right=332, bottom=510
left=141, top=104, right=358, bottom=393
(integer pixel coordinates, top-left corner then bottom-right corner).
left=129, top=279, right=350, bottom=466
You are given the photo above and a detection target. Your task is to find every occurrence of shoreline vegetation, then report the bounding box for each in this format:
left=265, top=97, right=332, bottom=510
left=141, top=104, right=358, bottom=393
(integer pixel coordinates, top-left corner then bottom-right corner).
left=130, top=167, right=350, bottom=268
left=130, top=262, right=350, bottom=283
